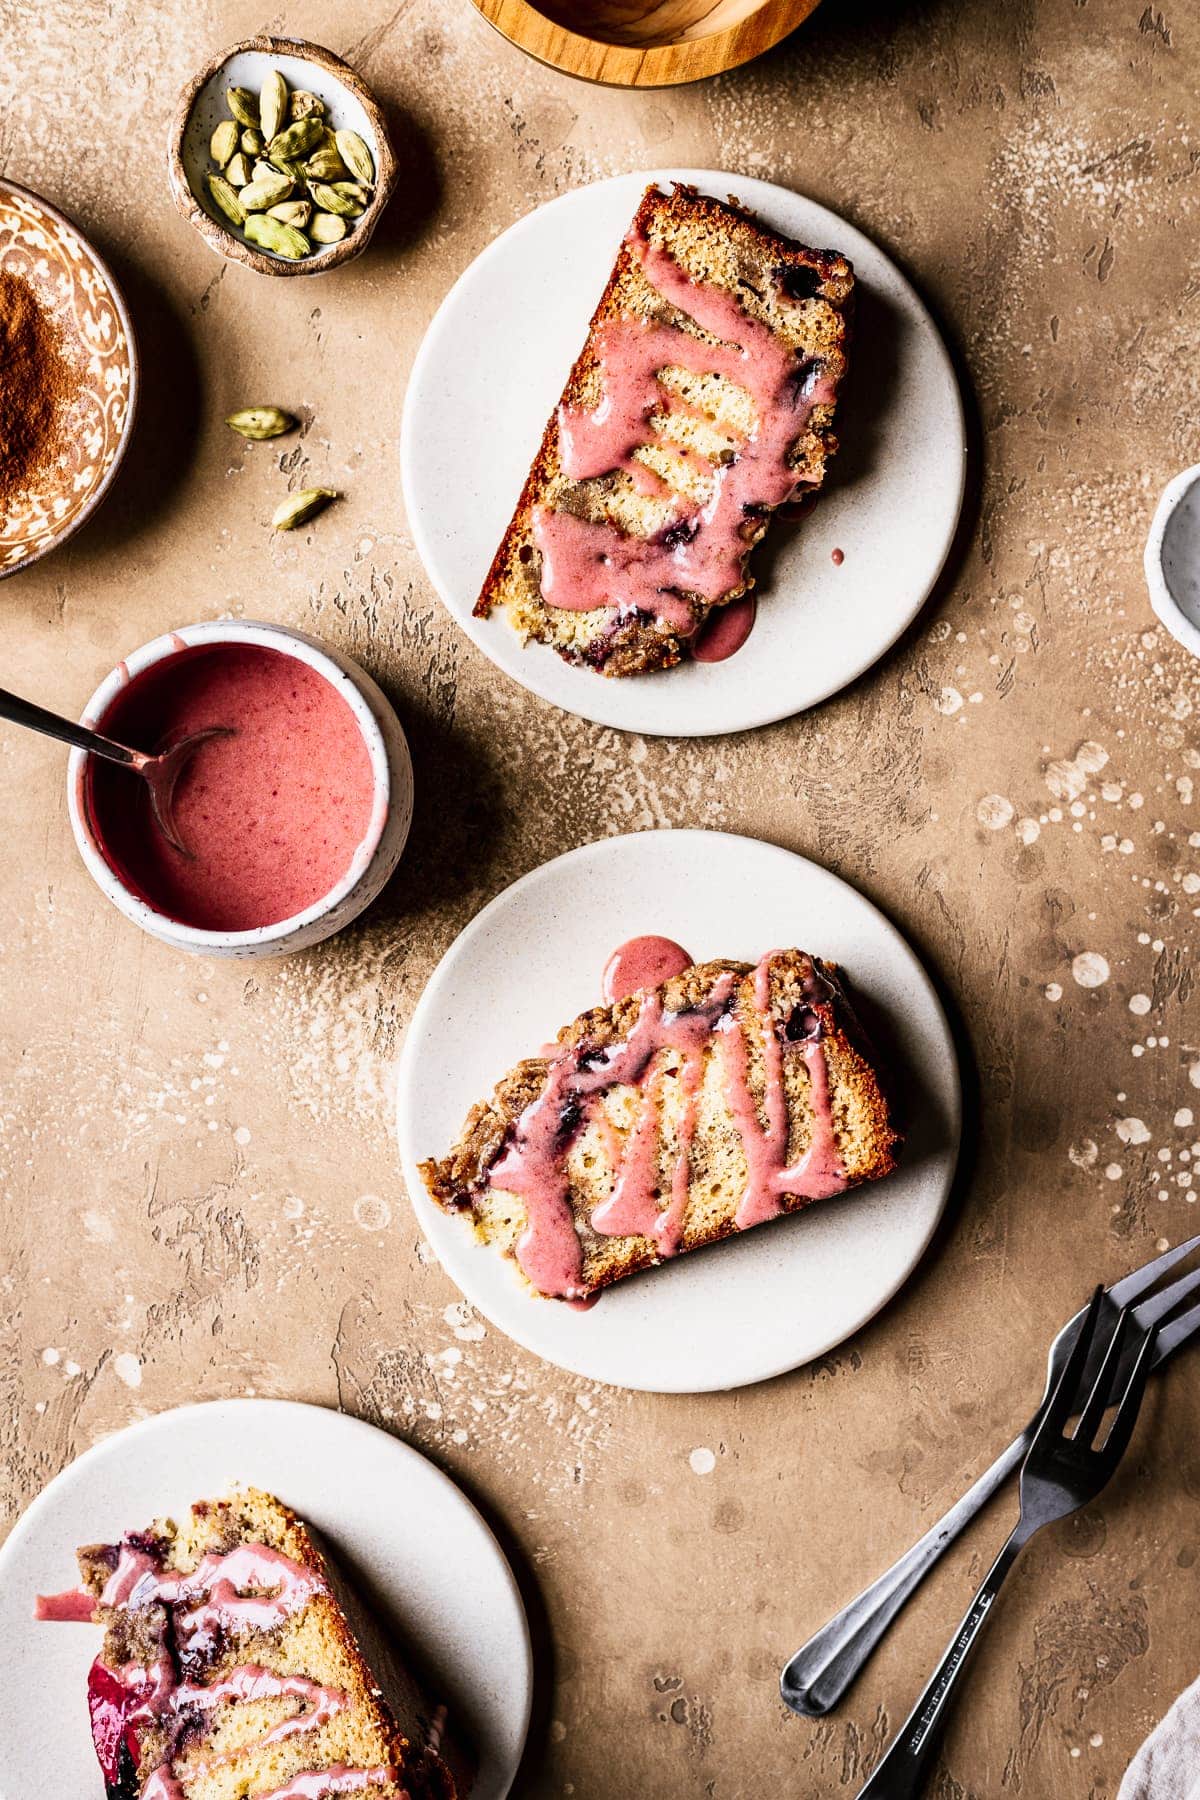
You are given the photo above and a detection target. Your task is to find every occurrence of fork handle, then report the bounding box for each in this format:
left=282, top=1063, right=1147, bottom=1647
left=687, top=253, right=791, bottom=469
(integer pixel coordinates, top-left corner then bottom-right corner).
left=0, top=685, right=138, bottom=766
left=855, top=1521, right=1032, bottom=1799
left=780, top=1424, right=1032, bottom=1717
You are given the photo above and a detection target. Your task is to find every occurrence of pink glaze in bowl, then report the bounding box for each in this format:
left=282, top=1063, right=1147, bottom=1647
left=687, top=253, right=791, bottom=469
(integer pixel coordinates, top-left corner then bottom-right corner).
left=67, top=620, right=413, bottom=958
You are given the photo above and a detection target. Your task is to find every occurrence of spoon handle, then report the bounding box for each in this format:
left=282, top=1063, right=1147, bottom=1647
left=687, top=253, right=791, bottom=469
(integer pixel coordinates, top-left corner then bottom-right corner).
left=0, top=686, right=139, bottom=767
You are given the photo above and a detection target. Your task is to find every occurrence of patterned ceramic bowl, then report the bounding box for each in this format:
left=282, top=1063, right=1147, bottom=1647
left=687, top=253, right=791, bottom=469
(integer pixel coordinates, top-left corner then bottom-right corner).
left=0, top=179, right=138, bottom=578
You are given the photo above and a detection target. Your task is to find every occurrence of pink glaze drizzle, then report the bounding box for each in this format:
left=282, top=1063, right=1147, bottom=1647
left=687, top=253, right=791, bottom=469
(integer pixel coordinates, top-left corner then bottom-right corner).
left=535, top=226, right=835, bottom=631
left=602, top=934, right=693, bottom=1002
left=489, top=977, right=735, bottom=1297
left=489, top=951, right=848, bottom=1296
left=102, top=1540, right=326, bottom=1656
left=255, top=1767, right=398, bottom=1799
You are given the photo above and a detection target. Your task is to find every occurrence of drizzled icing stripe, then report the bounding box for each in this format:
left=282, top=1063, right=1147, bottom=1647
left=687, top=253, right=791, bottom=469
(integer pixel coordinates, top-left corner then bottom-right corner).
left=101, top=1540, right=326, bottom=1657
left=533, top=226, right=837, bottom=629
left=254, top=1767, right=400, bottom=1799
left=487, top=953, right=847, bottom=1298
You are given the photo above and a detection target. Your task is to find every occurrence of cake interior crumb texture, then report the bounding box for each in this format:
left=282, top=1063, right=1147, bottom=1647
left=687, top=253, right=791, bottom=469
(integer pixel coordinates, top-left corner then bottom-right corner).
left=475, top=183, right=854, bottom=677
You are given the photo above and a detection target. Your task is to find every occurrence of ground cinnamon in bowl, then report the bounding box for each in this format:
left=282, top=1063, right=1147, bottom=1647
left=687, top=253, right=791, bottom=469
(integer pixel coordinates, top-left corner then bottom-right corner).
left=0, top=267, right=78, bottom=520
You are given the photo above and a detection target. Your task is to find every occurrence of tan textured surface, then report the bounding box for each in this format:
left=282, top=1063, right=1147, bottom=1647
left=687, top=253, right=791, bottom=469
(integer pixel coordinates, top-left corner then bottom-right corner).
left=2, top=2, right=1200, bottom=1794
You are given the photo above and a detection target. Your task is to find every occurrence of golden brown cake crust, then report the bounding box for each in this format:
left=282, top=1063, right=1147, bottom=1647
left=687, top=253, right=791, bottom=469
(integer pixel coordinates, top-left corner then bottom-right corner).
left=420, top=950, right=901, bottom=1299
left=474, top=184, right=854, bottom=677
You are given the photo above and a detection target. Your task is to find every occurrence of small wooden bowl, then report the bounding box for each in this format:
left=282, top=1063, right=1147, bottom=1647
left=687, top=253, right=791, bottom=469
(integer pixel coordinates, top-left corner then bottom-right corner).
left=0, top=179, right=138, bottom=579
left=471, top=0, right=822, bottom=86
left=168, top=36, right=398, bottom=278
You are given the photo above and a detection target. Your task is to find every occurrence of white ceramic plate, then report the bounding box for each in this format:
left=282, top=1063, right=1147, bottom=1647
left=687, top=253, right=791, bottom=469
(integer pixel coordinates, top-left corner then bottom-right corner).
left=396, top=831, right=960, bottom=1391
left=401, top=169, right=966, bottom=737
left=0, top=1400, right=531, bottom=1800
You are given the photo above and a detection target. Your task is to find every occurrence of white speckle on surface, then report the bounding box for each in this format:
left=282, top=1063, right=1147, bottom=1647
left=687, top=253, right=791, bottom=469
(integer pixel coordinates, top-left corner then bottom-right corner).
left=1044, top=982, right=1063, bottom=1001
left=935, top=686, right=963, bottom=715
left=80, top=1209, right=115, bottom=1242
left=1017, top=817, right=1041, bottom=844
left=41, top=1347, right=59, bottom=1366
left=1129, top=994, right=1151, bottom=1015
left=233, top=1125, right=251, bottom=1146
left=977, top=793, right=1014, bottom=829
left=1190, top=1063, right=1200, bottom=1090
left=1104, top=1163, right=1123, bottom=1181
left=1069, top=1139, right=1098, bottom=1169
left=1177, top=1110, right=1195, bottom=1129
left=114, top=1353, right=142, bottom=1389
left=352, top=1193, right=392, bottom=1232
left=1116, top=1118, right=1150, bottom=1146
left=689, top=1447, right=716, bottom=1476
left=443, top=1301, right=486, bottom=1342
left=1072, top=952, right=1110, bottom=988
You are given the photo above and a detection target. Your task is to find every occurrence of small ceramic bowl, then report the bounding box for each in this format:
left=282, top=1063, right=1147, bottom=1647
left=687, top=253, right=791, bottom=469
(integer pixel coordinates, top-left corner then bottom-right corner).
left=168, top=36, right=398, bottom=278
left=67, top=619, right=414, bottom=958
left=0, top=179, right=138, bottom=578
left=470, top=0, right=822, bottom=86
left=1145, top=464, right=1200, bottom=662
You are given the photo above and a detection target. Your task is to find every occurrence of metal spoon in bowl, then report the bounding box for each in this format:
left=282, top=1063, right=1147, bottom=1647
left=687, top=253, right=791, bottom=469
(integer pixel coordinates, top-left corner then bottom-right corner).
left=0, top=684, right=233, bottom=857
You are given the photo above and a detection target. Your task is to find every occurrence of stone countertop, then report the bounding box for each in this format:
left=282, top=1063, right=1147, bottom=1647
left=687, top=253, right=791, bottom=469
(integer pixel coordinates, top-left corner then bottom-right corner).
left=2, top=0, right=1199, bottom=1793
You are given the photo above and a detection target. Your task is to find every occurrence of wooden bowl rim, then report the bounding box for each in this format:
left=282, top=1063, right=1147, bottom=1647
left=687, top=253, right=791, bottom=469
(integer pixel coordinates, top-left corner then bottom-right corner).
left=0, top=176, right=140, bottom=580
left=167, top=34, right=399, bottom=278
left=470, top=0, right=820, bottom=87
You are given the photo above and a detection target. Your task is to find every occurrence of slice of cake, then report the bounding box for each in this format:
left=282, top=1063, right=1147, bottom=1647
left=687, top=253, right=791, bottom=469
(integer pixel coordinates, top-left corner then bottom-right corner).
left=37, top=1488, right=468, bottom=1800
left=420, top=949, right=900, bottom=1301
left=475, top=184, right=854, bottom=676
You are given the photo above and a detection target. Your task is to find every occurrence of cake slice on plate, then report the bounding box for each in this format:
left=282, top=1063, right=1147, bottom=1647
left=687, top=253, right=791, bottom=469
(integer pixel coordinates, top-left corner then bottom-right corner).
left=475, top=184, right=854, bottom=676
left=420, top=949, right=901, bottom=1302
left=37, top=1488, right=468, bottom=1800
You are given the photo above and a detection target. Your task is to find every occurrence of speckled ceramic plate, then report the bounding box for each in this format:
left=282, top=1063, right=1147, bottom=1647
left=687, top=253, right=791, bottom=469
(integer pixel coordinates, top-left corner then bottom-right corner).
left=0, top=179, right=137, bottom=577
left=0, top=1399, right=531, bottom=1800
left=396, top=830, right=961, bottom=1391
left=401, top=169, right=966, bottom=737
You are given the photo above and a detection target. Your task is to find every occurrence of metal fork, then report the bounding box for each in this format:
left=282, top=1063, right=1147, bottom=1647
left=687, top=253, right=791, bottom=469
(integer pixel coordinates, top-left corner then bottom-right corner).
left=782, top=1233, right=1200, bottom=1717
left=854, top=1289, right=1158, bottom=1799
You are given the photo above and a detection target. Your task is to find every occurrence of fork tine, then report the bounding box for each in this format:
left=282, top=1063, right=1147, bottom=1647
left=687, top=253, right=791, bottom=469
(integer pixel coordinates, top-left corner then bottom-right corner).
left=1133, top=1263, right=1200, bottom=1332
left=1109, top=1233, right=1200, bottom=1308
left=1076, top=1305, right=1132, bottom=1444
left=1040, top=1285, right=1106, bottom=1437
left=1093, top=1323, right=1159, bottom=1469
left=1155, top=1298, right=1200, bottom=1364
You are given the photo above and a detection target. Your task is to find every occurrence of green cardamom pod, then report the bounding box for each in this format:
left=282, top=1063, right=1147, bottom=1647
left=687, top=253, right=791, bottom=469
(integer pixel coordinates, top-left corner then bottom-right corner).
left=226, top=406, right=297, bottom=440
left=240, top=127, right=264, bottom=156
left=268, top=116, right=324, bottom=160
left=308, top=210, right=347, bottom=245
left=308, top=180, right=363, bottom=218
left=288, top=89, right=325, bottom=121
left=226, top=86, right=259, bottom=129
left=238, top=173, right=293, bottom=212
left=335, top=130, right=375, bottom=187
left=210, top=119, right=239, bottom=167
left=268, top=200, right=313, bottom=229
left=244, top=214, right=311, bottom=260
left=205, top=172, right=246, bottom=229
left=225, top=153, right=252, bottom=190
left=259, top=69, right=288, bottom=144
left=253, top=158, right=283, bottom=182
left=272, top=487, right=337, bottom=530
left=303, top=148, right=349, bottom=183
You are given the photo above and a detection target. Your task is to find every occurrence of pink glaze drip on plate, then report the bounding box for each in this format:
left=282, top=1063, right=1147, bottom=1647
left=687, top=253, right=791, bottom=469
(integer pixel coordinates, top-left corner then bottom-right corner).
left=692, top=594, right=757, bottom=663
left=602, top=934, right=693, bottom=1002
left=534, top=226, right=835, bottom=632
left=489, top=950, right=847, bottom=1297
left=34, top=1585, right=96, bottom=1620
